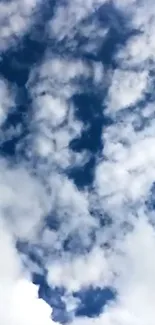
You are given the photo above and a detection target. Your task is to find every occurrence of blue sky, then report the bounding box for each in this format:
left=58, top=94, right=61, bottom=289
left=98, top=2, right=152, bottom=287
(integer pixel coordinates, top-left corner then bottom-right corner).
left=0, top=0, right=155, bottom=324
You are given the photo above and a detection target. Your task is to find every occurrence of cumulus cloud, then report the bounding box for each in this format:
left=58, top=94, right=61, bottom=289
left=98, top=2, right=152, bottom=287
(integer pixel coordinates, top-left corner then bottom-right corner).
left=106, top=69, right=149, bottom=112
left=1, top=0, right=155, bottom=324
left=48, top=0, right=108, bottom=41
left=95, top=115, right=155, bottom=217
left=28, top=56, right=91, bottom=99
left=0, top=215, right=56, bottom=325
left=27, top=55, right=99, bottom=168
left=47, top=247, right=111, bottom=292
left=115, top=0, right=155, bottom=69
left=0, top=0, right=41, bottom=52
left=0, top=159, right=50, bottom=240
left=70, top=217, right=155, bottom=325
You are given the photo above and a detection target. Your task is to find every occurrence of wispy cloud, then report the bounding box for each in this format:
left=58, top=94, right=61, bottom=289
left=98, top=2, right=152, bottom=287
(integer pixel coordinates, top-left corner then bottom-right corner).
left=0, top=78, right=14, bottom=125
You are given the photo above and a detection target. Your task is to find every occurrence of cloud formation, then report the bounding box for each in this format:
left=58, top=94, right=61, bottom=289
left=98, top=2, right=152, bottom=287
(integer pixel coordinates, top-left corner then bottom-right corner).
left=1, top=0, right=155, bottom=325
left=0, top=0, right=41, bottom=52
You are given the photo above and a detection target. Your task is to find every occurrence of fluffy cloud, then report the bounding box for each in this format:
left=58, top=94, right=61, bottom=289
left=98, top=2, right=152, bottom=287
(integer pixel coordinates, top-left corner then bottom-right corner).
left=0, top=0, right=40, bottom=52
left=95, top=116, right=155, bottom=216
left=106, top=69, right=149, bottom=112
left=115, top=0, right=155, bottom=69
left=48, top=0, right=108, bottom=41
left=0, top=216, right=56, bottom=325
left=1, top=0, right=155, bottom=325
left=0, top=159, right=50, bottom=240
left=27, top=55, right=97, bottom=168
left=70, top=217, right=155, bottom=325
left=47, top=247, right=111, bottom=292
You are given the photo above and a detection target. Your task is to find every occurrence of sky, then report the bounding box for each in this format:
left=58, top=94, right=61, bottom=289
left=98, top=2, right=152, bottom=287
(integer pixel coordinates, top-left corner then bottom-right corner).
left=0, top=0, right=155, bottom=324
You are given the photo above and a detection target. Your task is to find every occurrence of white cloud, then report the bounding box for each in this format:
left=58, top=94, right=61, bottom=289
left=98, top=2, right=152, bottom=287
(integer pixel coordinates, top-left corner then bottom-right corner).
left=0, top=0, right=40, bottom=52
left=95, top=109, right=155, bottom=217
left=34, top=96, right=68, bottom=128
left=10, top=279, right=55, bottom=325
left=28, top=56, right=91, bottom=99
left=106, top=69, right=149, bottom=112
left=79, top=23, right=108, bottom=56
left=45, top=173, right=96, bottom=234
left=0, top=78, right=14, bottom=126
left=48, top=0, right=108, bottom=42
left=115, top=0, right=155, bottom=69
left=47, top=247, right=111, bottom=292
left=67, top=217, right=155, bottom=325
left=46, top=0, right=109, bottom=60
left=0, top=159, right=50, bottom=241
left=1, top=0, right=155, bottom=324
left=116, top=31, right=155, bottom=69
left=0, top=216, right=56, bottom=325
left=27, top=55, right=94, bottom=168
left=29, top=106, right=84, bottom=168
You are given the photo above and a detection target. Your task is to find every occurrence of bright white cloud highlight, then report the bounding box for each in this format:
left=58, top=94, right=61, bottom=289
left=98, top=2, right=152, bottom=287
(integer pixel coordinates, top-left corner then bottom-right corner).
left=106, top=69, right=149, bottom=112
